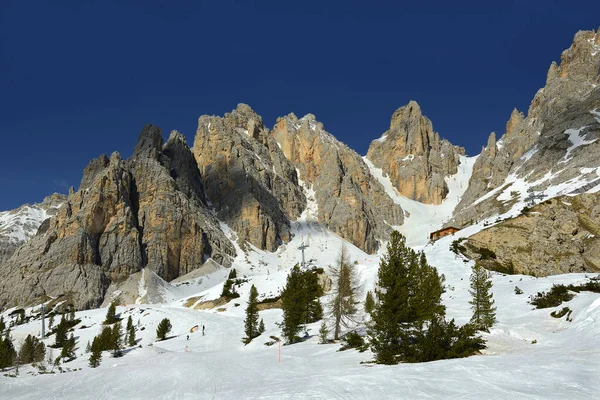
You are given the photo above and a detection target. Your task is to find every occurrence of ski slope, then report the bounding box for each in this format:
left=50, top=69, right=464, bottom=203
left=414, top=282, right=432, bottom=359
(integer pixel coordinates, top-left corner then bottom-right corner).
left=1, top=156, right=599, bottom=399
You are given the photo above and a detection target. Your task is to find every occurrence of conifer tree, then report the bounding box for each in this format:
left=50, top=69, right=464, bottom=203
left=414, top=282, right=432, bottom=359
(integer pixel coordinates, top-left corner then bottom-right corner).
left=318, top=321, right=329, bottom=344
left=0, top=316, right=5, bottom=333
left=368, top=231, right=445, bottom=364
left=126, top=316, right=136, bottom=347
left=0, top=330, right=17, bottom=370
left=111, top=322, right=123, bottom=357
left=104, top=301, right=117, bottom=325
left=85, top=341, right=91, bottom=353
left=69, top=306, right=75, bottom=321
left=364, top=291, right=375, bottom=314
left=469, top=263, right=497, bottom=331
left=156, top=318, right=172, bottom=341
left=328, top=245, right=361, bottom=340
left=258, top=319, right=265, bottom=335
left=60, top=333, right=76, bottom=361
left=243, top=285, right=261, bottom=344
left=89, top=337, right=102, bottom=368
left=18, top=334, right=46, bottom=364
left=48, top=314, right=54, bottom=329
left=54, top=314, right=68, bottom=348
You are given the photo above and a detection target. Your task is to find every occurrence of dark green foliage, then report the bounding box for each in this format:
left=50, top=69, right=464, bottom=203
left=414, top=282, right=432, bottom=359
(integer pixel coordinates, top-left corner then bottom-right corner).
left=156, top=318, right=172, bottom=341
left=364, top=291, right=375, bottom=314
left=281, top=265, right=324, bottom=343
left=339, top=331, right=368, bottom=352
left=53, top=315, right=68, bottom=348
left=478, top=247, right=497, bottom=260
left=127, top=316, right=136, bottom=347
left=221, top=278, right=240, bottom=298
left=368, top=231, right=446, bottom=364
left=328, top=245, right=361, bottom=340
left=0, top=331, right=17, bottom=370
left=258, top=319, right=265, bottom=335
left=469, top=263, right=497, bottom=331
left=111, top=322, right=123, bottom=357
left=228, top=268, right=237, bottom=279
left=514, top=286, right=523, bottom=295
left=318, top=321, right=329, bottom=344
left=243, top=285, right=261, bottom=344
left=550, top=307, right=572, bottom=319
left=566, top=279, right=600, bottom=293
left=407, top=318, right=486, bottom=363
left=89, top=337, right=102, bottom=368
left=18, top=334, right=46, bottom=364
left=530, top=285, right=575, bottom=309
left=60, top=334, right=76, bottom=361
left=0, top=316, right=5, bottom=333
left=104, top=301, right=117, bottom=325
left=69, top=306, right=75, bottom=321
left=450, top=238, right=467, bottom=255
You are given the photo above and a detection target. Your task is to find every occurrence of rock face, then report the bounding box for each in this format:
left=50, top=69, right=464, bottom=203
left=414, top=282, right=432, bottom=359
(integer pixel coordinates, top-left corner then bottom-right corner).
left=0, top=193, right=66, bottom=264
left=272, top=113, right=404, bottom=253
left=366, top=101, right=464, bottom=204
left=192, top=104, right=306, bottom=251
left=452, top=29, right=600, bottom=226
left=0, top=125, right=235, bottom=311
left=462, top=194, right=600, bottom=277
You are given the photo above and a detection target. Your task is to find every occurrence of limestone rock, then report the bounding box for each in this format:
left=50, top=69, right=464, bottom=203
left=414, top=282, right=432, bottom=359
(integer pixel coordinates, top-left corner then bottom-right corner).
left=0, top=125, right=235, bottom=311
left=462, top=193, right=600, bottom=276
left=366, top=101, right=464, bottom=204
left=192, top=104, right=306, bottom=251
left=272, top=113, right=404, bottom=253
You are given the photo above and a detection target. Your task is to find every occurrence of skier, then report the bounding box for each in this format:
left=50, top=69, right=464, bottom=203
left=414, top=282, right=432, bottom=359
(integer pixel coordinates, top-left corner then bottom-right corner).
left=186, top=335, right=189, bottom=340
left=202, top=325, right=205, bottom=336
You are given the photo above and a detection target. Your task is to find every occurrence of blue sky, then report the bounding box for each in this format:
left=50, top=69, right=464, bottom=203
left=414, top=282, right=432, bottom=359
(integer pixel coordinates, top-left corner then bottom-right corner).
left=1, top=0, right=599, bottom=210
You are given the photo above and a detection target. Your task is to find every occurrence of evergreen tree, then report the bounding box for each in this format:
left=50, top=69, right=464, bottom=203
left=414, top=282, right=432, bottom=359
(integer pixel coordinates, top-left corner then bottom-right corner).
left=126, top=316, right=136, bottom=347
left=89, top=337, right=102, bottom=368
left=85, top=341, right=91, bottom=353
left=99, top=326, right=113, bottom=351
left=258, top=319, right=265, bottom=335
left=328, top=245, right=361, bottom=340
left=54, top=314, right=68, bottom=348
left=0, top=316, right=5, bottom=333
left=104, top=301, right=117, bottom=325
left=156, top=318, right=172, bottom=341
left=228, top=268, right=237, bottom=279
left=69, top=306, right=75, bottom=321
left=364, top=291, right=375, bottom=314
left=0, top=330, right=17, bottom=370
left=243, top=285, right=261, bottom=344
left=318, top=321, right=329, bottom=344
left=281, top=265, right=324, bottom=343
left=48, top=314, right=54, bottom=329
left=60, top=333, right=76, bottom=361
left=368, top=231, right=445, bottom=364
left=111, top=322, right=123, bottom=357
left=18, top=334, right=46, bottom=364
left=469, top=263, right=497, bottom=331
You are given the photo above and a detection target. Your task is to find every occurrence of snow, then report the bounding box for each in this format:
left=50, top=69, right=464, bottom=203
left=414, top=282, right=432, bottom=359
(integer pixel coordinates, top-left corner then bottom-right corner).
left=2, top=156, right=600, bottom=399
left=0, top=204, right=58, bottom=243
left=560, top=126, right=597, bottom=163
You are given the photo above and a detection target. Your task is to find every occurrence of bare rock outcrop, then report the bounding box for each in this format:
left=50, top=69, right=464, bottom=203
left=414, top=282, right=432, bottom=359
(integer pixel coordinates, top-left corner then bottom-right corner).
left=0, top=125, right=235, bottom=311
left=192, top=104, right=306, bottom=251
left=462, top=193, right=600, bottom=276
left=452, top=28, right=600, bottom=226
left=272, top=113, right=404, bottom=253
left=366, top=101, right=464, bottom=204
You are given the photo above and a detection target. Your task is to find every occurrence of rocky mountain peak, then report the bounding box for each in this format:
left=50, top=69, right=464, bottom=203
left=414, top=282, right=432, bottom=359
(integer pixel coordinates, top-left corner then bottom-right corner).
left=133, top=124, right=164, bottom=160
left=505, top=109, right=525, bottom=138
left=366, top=101, right=463, bottom=204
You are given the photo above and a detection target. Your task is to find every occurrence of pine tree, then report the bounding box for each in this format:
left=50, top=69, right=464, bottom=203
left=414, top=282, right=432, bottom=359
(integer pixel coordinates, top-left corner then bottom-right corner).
left=0, top=316, right=5, bottom=333
left=54, top=314, right=68, bottom=348
left=18, top=334, right=46, bottom=364
left=258, top=319, right=265, bottom=335
left=89, top=337, right=102, bottom=368
left=111, top=322, right=123, bottom=357
left=281, top=265, right=324, bottom=343
left=126, top=316, right=136, bottom=347
left=364, top=291, right=375, bottom=314
left=104, top=301, right=117, bottom=325
left=328, top=245, right=361, bottom=340
left=85, top=341, right=91, bottom=353
left=48, top=314, right=54, bottom=329
left=60, top=333, right=76, bottom=361
left=69, top=306, right=75, bottom=321
left=318, top=321, right=329, bottom=344
left=156, top=318, right=172, bottom=341
left=368, top=231, right=445, bottom=364
left=469, top=263, right=497, bottom=331
left=243, top=285, right=261, bottom=344
left=0, top=330, right=17, bottom=370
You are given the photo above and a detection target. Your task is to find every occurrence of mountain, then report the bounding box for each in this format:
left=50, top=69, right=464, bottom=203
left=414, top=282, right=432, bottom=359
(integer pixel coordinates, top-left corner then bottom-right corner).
left=272, top=112, right=404, bottom=253
left=0, top=126, right=235, bottom=310
left=450, top=28, right=600, bottom=227
left=366, top=101, right=465, bottom=204
left=0, top=193, right=66, bottom=264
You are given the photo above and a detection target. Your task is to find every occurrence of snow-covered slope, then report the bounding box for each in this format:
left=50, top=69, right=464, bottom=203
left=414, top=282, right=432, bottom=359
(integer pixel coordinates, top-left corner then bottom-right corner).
left=1, top=160, right=599, bottom=399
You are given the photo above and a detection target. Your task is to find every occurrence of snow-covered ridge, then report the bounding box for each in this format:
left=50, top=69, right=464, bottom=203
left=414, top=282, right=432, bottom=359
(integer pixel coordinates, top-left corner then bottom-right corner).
left=0, top=200, right=62, bottom=244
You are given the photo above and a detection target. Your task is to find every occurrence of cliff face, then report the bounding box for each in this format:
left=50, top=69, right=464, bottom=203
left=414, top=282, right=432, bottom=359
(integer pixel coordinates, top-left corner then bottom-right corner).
left=366, top=101, right=464, bottom=205
left=272, top=113, right=404, bottom=253
left=192, top=104, right=306, bottom=252
left=462, top=193, right=600, bottom=277
left=452, top=29, right=600, bottom=226
left=0, top=125, right=235, bottom=310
